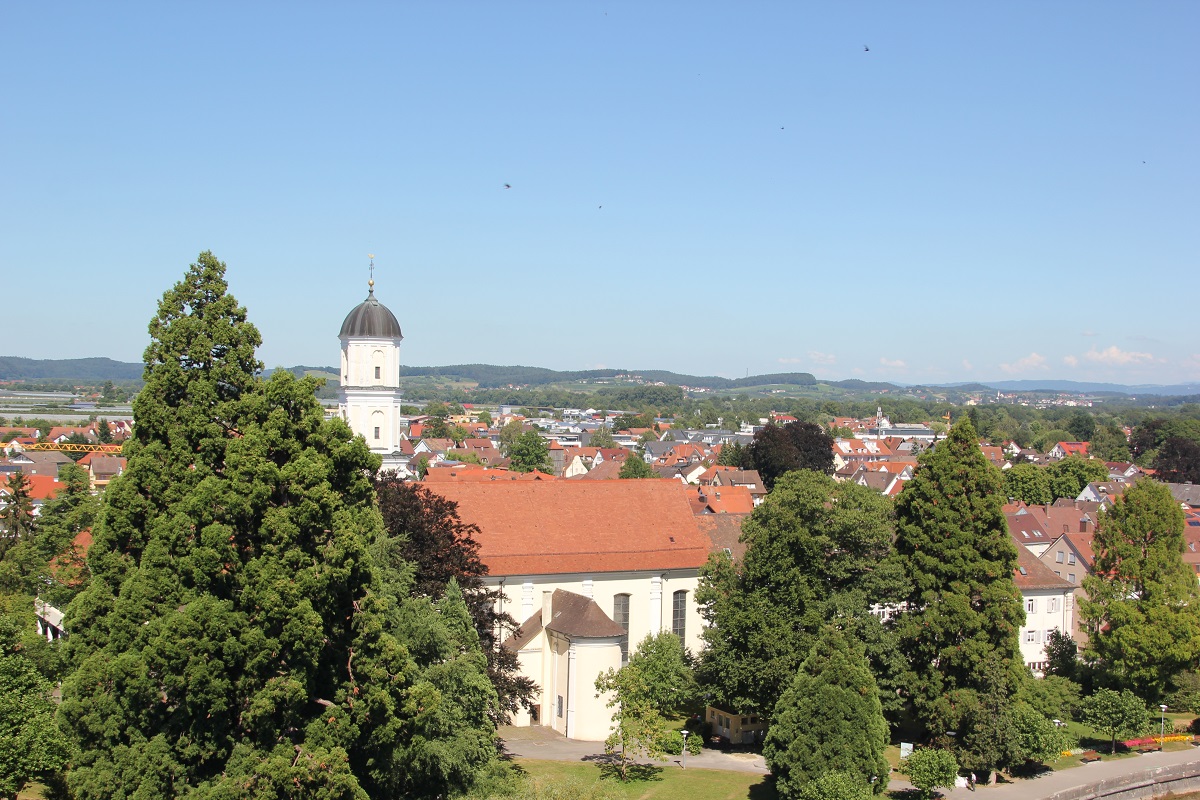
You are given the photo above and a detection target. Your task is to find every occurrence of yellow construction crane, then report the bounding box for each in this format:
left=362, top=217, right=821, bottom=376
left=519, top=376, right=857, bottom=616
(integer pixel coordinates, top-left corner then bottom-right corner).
left=20, top=442, right=124, bottom=454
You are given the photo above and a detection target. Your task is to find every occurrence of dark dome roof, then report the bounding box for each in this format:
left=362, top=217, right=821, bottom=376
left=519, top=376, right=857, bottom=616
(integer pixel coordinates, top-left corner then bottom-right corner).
left=339, top=288, right=403, bottom=339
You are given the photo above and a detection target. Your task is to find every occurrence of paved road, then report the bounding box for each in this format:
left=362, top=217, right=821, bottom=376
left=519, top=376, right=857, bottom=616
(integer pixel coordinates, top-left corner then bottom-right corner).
left=958, top=746, right=1200, bottom=798
left=499, top=726, right=1200, bottom=798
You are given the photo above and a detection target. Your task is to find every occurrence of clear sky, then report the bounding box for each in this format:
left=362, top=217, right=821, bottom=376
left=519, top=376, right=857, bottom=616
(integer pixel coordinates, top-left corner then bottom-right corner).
left=3, top=3, right=1197, bottom=385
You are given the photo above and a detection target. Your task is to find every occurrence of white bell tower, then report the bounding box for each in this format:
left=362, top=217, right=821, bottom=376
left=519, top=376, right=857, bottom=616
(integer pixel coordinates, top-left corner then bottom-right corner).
left=338, top=257, right=407, bottom=472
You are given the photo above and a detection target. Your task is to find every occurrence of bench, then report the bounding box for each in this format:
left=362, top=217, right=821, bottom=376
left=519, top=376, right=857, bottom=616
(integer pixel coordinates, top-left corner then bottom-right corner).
left=1135, top=745, right=1161, bottom=754
left=1079, top=751, right=1102, bottom=763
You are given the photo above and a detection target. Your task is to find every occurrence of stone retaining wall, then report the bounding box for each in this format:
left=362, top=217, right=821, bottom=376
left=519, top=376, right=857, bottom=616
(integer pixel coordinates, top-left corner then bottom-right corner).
left=1045, top=761, right=1200, bottom=800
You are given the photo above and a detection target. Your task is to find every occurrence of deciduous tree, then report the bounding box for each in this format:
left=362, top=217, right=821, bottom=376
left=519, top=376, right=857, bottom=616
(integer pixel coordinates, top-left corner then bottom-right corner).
left=745, top=422, right=833, bottom=489
left=901, top=749, right=958, bottom=800
left=1080, top=479, right=1200, bottom=701
left=0, top=618, right=73, bottom=798
left=594, top=661, right=667, bottom=781
left=588, top=425, right=616, bottom=449
left=1081, top=688, right=1150, bottom=754
left=618, top=453, right=655, bottom=479
left=373, top=477, right=536, bottom=721
left=1046, top=455, right=1108, bottom=501
left=697, top=471, right=902, bottom=718
left=1003, top=463, right=1053, bottom=505
left=506, top=431, right=553, bottom=474
left=622, top=632, right=695, bottom=714
left=1152, top=437, right=1200, bottom=484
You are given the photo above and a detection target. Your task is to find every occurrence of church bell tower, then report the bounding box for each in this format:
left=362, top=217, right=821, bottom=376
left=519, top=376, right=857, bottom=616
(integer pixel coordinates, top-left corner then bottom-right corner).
left=338, top=258, right=406, bottom=472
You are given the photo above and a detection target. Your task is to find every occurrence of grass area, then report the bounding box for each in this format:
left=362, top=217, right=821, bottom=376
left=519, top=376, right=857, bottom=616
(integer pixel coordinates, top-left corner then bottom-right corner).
left=515, top=759, right=771, bottom=800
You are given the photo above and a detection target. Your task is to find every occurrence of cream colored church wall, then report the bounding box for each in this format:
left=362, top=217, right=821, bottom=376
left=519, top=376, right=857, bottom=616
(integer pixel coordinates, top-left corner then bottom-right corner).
left=342, top=337, right=401, bottom=387
left=489, top=570, right=704, bottom=658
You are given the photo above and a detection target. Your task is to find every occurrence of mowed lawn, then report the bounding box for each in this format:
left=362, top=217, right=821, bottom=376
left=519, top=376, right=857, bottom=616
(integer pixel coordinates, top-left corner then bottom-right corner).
left=515, top=759, right=773, bottom=800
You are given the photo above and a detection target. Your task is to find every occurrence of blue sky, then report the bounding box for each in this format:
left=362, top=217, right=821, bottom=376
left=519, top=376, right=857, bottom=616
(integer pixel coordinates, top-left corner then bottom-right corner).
left=3, top=3, right=1197, bottom=385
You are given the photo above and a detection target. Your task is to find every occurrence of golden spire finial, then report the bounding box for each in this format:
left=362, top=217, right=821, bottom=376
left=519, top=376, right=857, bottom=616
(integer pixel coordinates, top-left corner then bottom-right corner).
left=367, top=254, right=375, bottom=292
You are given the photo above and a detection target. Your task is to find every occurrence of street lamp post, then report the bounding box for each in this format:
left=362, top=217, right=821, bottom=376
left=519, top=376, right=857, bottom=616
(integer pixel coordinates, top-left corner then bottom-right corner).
left=1160, top=704, right=1168, bottom=748
left=681, top=730, right=690, bottom=769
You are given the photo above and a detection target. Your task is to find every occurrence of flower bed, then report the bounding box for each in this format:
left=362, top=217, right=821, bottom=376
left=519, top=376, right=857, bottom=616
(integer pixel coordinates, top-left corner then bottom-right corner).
left=1122, top=735, right=1195, bottom=748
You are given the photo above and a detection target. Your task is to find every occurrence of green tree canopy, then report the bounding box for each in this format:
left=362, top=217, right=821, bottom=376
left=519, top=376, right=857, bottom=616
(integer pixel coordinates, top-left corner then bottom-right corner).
left=60, top=252, right=501, bottom=799
left=1046, top=456, right=1108, bottom=500
left=622, top=632, right=695, bottom=715
left=0, top=617, right=73, bottom=798
left=1080, top=479, right=1200, bottom=701
left=1080, top=688, right=1150, bottom=754
left=745, top=422, right=834, bottom=489
left=901, top=749, right=958, bottom=800
left=506, top=431, right=553, bottom=473
left=763, top=626, right=889, bottom=798
left=893, top=418, right=1025, bottom=746
left=0, top=473, right=35, bottom=553
left=618, top=453, right=655, bottom=479
left=1003, top=463, right=1053, bottom=505
left=588, top=425, right=616, bottom=449
left=0, top=462, right=99, bottom=607
left=697, top=471, right=903, bottom=718
left=593, top=659, right=668, bottom=781
left=1152, top=437, right=1200, bottom=483
left=373, top=477, right=536, bottom=721
left=1089, top=423, right=1130, bottom=462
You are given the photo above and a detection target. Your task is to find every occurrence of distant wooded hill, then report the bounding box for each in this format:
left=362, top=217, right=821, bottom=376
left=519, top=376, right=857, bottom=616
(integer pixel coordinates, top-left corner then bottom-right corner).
left=0, top=357, right=143, bottom=381
left=6, top=357, right=1197, bottom=397
left=397, top=364, right=820, bottom=390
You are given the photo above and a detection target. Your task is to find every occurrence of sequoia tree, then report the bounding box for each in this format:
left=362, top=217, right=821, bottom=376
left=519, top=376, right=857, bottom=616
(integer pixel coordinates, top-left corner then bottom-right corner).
left=893, top=418, right=1025, bottom=745
left=61, top=252, right=500, bottom=799
left=1080, top=479, right=1200, bottom=701
left=764, top=626, right=889, bottom=798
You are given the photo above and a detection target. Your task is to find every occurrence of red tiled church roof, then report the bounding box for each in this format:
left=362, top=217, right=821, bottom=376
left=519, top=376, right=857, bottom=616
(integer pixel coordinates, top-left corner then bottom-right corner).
left=427, top=480, right=711, bottom=575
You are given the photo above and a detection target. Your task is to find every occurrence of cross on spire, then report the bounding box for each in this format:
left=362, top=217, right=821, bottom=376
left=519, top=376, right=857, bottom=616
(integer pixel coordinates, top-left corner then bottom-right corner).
left=367, top=253, right=375, bottom=294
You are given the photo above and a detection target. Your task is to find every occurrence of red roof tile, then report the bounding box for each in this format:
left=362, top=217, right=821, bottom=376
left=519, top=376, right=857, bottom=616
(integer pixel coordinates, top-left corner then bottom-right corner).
left=427, top=480, right=711, bottom=574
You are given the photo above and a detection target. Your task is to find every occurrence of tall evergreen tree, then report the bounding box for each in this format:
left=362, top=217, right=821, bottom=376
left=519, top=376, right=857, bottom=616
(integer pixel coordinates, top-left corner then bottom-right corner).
left=61, top=252, right=500, bottom=799
left=764, top=626, right=889, bottom=798
left=893, top=418, right=1024, bottom=746
left=0, top=473, right=35, bottom=554
left=0, top=463, right=99, bottom=606
left=1080, top=479, right=1200, bottom=701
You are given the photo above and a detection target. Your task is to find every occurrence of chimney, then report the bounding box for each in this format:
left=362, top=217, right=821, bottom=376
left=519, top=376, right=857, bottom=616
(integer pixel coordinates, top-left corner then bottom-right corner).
left=542, top=590, right=553, bottom=624
left=1080, top=515, right=1091, bottom=533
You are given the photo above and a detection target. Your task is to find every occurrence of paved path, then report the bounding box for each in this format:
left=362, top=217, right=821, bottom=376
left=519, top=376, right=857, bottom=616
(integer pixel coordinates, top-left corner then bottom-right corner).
left=500, top=727, right=1200, bottom=798
left=499, top=725, right=769, bottom=774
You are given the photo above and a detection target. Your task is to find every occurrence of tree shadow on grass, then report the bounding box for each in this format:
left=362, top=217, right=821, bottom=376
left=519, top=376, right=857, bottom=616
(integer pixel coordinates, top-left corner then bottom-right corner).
left=746, top=774, right=778, bottom=800
left=581, top=753, right=665, bottom=782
